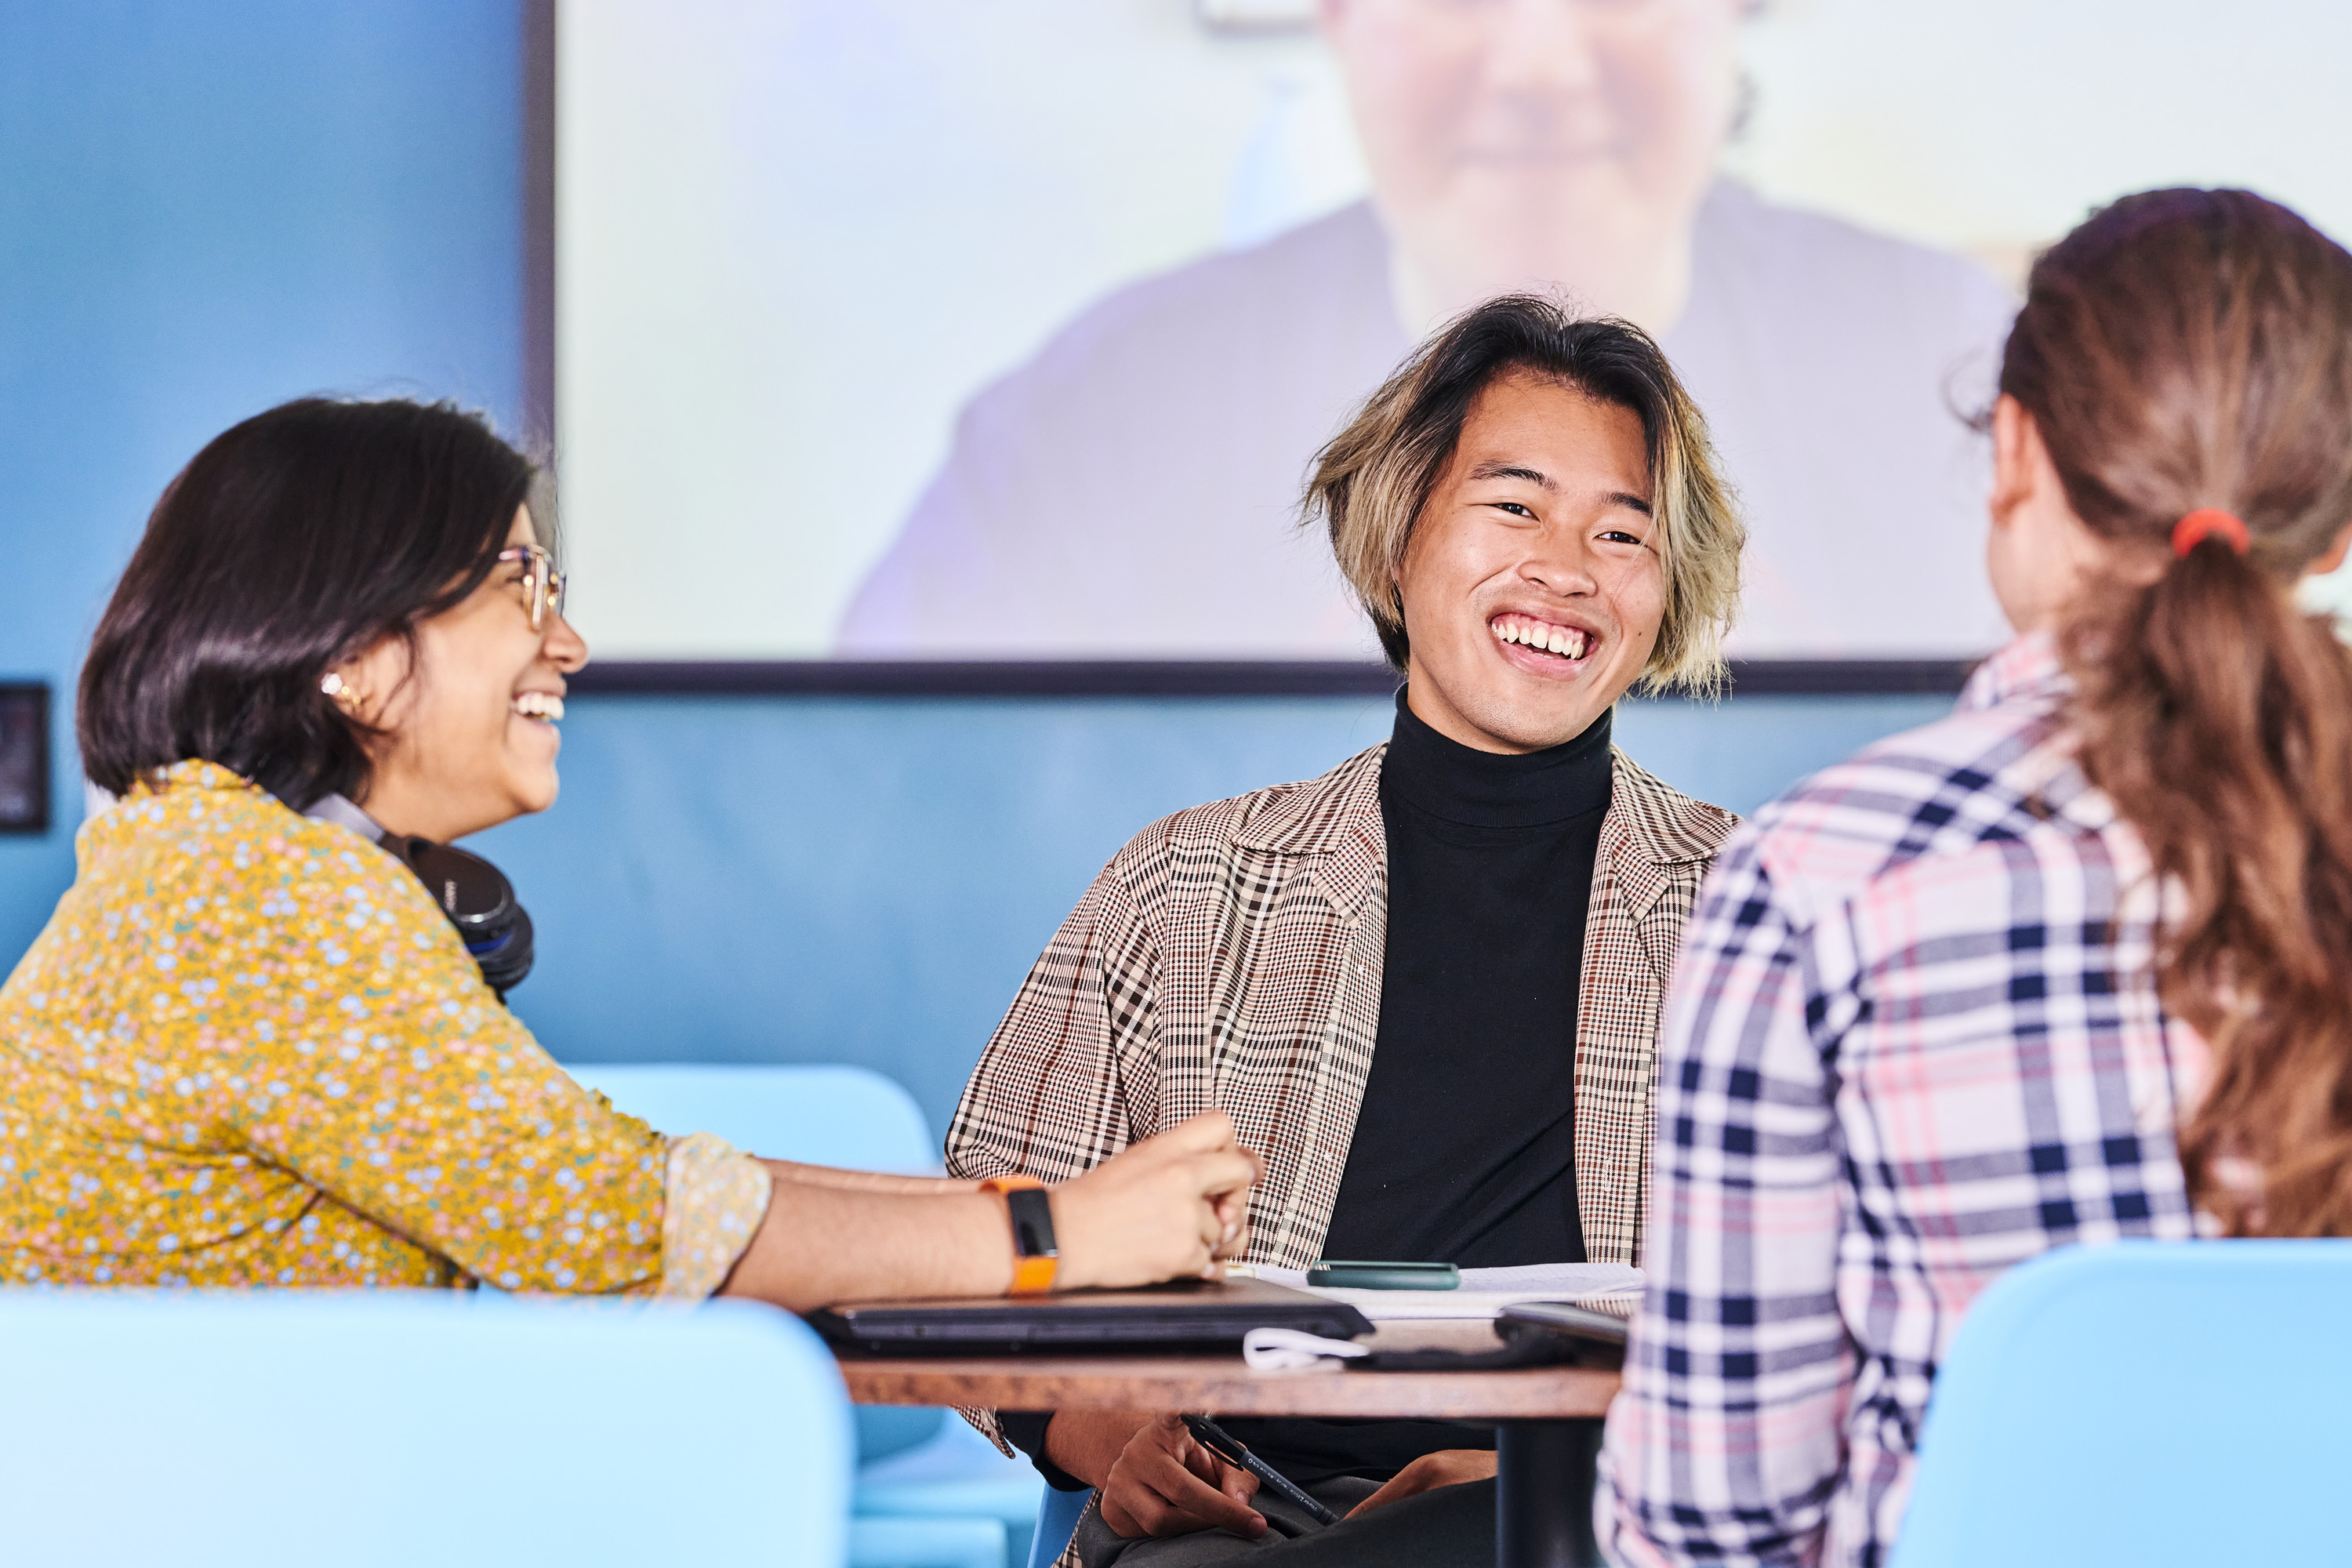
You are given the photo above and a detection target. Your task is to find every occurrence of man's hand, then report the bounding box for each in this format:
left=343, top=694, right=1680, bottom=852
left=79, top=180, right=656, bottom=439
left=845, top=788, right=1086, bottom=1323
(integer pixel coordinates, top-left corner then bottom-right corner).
left=1344, top=1448, right=1498, bottom=1519
left=1098, top=1413, right=1267, bottom=1540
left=1051, top=1111, right=1261, bottom=1290
left=1041, top=1408, right=1153, bottom=1489
left=1210, top=1141, right=1264, bottom=1260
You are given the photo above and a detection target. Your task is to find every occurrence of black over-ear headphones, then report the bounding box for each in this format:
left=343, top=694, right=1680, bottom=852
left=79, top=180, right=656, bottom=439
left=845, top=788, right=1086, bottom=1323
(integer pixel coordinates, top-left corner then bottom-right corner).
left=304, top=794, right=535, bottom=999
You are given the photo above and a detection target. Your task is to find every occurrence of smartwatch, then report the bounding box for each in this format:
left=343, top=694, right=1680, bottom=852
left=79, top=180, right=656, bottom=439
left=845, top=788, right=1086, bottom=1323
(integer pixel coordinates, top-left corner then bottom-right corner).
left=978, top=1174, right=1059, bottom=1295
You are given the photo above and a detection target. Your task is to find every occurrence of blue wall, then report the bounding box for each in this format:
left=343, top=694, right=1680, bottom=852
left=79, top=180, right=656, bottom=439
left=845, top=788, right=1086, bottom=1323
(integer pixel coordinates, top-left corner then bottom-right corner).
left=0, top=2, right=1958, bottom=1138
left=0, top=0, right=524, bottom=960
left=477, top=691, right=1947, bottom=1132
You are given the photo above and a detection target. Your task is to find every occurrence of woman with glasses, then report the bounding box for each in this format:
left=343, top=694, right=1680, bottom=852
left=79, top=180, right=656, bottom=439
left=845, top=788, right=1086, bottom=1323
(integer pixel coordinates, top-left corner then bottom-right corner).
left=0, top=397, right=1257, bottom=1303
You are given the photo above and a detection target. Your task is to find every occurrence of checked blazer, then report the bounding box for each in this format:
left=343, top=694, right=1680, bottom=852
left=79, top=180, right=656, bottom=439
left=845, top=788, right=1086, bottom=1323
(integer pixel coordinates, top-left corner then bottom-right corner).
left=944, top=739, right=1737, bottom=1275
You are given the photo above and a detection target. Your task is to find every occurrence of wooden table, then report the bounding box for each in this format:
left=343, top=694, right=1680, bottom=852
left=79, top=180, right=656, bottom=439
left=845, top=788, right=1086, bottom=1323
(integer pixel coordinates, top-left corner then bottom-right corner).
left=838, top=1321, right=1622, bottom=1568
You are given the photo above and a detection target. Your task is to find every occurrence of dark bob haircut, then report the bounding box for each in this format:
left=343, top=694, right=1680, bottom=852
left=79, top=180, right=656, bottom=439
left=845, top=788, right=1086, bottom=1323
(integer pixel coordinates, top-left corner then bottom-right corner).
left=79, top=397, right=539, bottom=810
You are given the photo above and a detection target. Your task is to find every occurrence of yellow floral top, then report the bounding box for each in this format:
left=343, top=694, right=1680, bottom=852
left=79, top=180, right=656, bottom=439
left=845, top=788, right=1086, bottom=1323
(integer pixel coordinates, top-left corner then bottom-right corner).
left=0, top=760, right=771, bottom=1295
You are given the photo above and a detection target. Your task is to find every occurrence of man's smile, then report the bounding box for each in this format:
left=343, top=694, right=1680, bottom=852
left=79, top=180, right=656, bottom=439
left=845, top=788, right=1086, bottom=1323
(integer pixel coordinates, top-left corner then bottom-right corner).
left=1489, top=610, right=1601, bottom=669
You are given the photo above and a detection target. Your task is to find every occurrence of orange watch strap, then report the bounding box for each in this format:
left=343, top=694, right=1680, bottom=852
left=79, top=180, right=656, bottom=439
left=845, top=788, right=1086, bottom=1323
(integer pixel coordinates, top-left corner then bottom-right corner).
left=1006, top=1252, right=1058, bottom=1296
left=980, top=1175, right=1059, bottom=1295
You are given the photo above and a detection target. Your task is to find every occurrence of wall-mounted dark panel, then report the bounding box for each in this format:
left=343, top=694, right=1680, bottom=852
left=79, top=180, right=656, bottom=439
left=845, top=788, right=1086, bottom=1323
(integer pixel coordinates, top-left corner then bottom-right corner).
left=0, top=684, right=50, bottom=835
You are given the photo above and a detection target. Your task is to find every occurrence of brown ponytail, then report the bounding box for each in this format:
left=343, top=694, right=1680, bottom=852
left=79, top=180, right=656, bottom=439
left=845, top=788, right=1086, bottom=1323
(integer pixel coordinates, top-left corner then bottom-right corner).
left=2003, top=189, right=2352, bottom=1236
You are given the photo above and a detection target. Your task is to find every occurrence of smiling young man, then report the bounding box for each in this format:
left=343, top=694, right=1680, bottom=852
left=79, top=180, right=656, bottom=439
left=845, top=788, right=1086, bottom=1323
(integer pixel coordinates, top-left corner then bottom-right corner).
left=945, top=296, right=1746, bottom=1566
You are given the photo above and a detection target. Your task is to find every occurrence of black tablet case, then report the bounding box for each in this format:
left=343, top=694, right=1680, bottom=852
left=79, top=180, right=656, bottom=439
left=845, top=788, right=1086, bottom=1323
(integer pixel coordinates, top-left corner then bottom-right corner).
left=808, top=1276, right=1373, bottom=1355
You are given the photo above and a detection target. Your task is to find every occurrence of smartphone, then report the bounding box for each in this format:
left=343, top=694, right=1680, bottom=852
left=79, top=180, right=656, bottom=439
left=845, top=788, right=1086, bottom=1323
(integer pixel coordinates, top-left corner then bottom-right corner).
left=1306, top=1259, right=1461, bottom=1290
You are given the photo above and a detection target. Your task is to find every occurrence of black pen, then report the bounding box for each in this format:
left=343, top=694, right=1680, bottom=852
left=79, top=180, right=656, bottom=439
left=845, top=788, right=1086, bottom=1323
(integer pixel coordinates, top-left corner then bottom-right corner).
left=1180, top=1414, right=1341, bottom=1526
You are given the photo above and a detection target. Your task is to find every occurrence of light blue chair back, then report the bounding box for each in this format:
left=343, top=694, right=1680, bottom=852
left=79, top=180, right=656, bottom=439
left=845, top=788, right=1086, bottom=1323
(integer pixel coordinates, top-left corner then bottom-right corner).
left=0, top=1287, right=851, bottom=1567
left=568, top=1062, right=946, bottom=1462
left=1029, top=1485, right=1093, bottom=1568
left=1892, top=1240, right=2352, bottom=1568
left=567, top=1062, right=937, bottom=1174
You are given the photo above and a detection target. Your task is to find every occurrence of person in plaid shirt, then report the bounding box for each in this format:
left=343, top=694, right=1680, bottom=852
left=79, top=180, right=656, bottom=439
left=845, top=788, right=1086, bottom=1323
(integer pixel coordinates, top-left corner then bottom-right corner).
left=1600, top=187, right=2352, bottom=1567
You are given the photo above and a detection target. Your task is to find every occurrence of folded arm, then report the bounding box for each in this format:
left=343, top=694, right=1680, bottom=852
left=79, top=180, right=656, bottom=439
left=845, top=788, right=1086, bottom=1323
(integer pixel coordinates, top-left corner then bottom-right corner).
left=722, top=854, right=1251, bottom=1314
left=942, top=858, right=1183, bottom=1463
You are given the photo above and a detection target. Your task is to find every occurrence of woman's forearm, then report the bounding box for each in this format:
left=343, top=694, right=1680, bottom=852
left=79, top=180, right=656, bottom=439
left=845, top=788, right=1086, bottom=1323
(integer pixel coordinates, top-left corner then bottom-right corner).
left=719, top=1181, right=1014, bottom=1312
left=758, top=1158, right=978, bottom=1197
left=717, top=1109, right=1257, bottom=1312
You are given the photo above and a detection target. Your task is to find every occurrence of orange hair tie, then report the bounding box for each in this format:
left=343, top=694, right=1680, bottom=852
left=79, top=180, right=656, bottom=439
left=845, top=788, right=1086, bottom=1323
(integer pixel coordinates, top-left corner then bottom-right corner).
left=2172, top=508, right=2251, bottom=557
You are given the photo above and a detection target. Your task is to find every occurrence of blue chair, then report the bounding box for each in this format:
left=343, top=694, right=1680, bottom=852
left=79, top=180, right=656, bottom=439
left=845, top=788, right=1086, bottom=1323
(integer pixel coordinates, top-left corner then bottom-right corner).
left=848, top=1517, right=1007, bottom=1568
left=0, top=1287, right=849, bottom=1567
left=568, top=1062, right=939, bottom=1174
left=1892, top=1240, right=2352, bottom=1568
left=1029, top=1483, right=1094, bottom=1568
left=570, top=1063, right=1045, bottom=1568
left=852, top=1415, right=1046, bottom=1568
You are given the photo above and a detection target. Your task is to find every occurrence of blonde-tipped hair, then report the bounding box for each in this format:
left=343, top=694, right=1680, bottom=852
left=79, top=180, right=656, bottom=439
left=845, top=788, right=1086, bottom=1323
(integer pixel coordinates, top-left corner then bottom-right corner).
left=1305, top=295, right=1744, bottom=693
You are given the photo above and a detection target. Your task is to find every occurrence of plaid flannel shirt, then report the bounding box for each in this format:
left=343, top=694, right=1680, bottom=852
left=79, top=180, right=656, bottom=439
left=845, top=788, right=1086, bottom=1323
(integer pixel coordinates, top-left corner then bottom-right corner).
left=1597, top=633, right=2210, bottom=1568
left=948, top=741, right=1730, bottom=1455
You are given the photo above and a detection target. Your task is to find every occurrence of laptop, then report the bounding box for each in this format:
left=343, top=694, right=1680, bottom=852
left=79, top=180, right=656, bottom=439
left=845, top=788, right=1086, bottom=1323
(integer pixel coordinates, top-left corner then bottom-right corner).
left=808, top=1276, right=1374, bottom=1356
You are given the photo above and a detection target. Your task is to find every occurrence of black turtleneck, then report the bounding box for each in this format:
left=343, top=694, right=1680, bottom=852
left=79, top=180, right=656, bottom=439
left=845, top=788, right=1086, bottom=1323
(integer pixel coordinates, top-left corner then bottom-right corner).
left=1203, top=695, right=1615, bottom=1490
left=1320, top=690, right=1613, bottom=1266
left=1006, top=695, right=1616, bottom=1496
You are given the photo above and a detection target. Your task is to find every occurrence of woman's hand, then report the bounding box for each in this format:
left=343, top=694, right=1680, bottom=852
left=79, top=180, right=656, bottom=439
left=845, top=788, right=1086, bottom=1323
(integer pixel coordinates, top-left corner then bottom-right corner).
left=1344, top=1449, right=1498, bottom=1519
left=1098, top=1413, right=1266, bottom=1540
left=1050, top=1111, right=1261, bottom=1290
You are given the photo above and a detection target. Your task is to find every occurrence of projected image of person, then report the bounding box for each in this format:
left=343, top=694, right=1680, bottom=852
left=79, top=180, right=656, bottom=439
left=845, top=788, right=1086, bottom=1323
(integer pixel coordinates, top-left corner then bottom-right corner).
left=838, top=0, right=2016, bottom=659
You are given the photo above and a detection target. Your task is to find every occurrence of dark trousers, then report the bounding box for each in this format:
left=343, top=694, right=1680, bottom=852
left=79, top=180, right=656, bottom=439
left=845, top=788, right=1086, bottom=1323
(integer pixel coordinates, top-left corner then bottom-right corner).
left=1072, top=1475, right=1495, bottom=1568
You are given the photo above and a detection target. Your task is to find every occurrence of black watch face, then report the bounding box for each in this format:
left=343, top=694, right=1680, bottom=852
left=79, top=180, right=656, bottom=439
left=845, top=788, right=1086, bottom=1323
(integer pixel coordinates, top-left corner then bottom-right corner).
left=1006, top=1186, right=1057, bottom=1258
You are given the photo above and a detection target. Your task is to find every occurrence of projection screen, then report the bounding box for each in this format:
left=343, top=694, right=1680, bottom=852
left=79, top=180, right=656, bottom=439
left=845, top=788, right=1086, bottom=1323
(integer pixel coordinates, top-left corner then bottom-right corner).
left=554, top=0, right=2352, bottom=666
